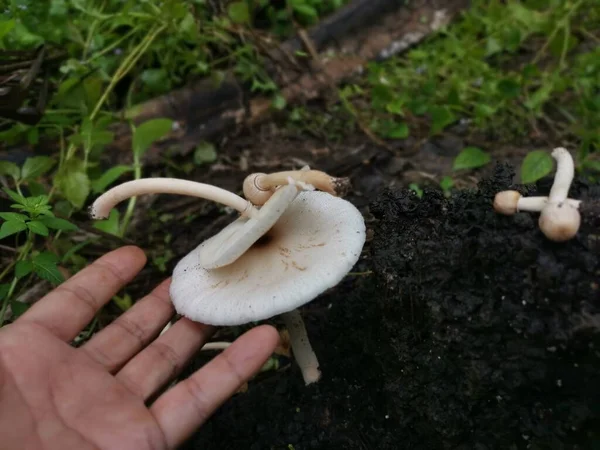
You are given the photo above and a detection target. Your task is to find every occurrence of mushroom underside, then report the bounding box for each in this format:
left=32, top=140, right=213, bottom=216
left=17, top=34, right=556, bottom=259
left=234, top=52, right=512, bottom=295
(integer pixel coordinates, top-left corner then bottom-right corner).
left=169, top=191, right=366, bottom=326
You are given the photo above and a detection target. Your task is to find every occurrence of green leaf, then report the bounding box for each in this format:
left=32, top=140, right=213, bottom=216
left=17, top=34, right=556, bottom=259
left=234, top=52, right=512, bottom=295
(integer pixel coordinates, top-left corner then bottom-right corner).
left=0, top=161, right=20, bottom=179
left=54, top=158, right=90, bottom=209
left=497, top=79, right=521, bottom=99
left=91, top=165, right=132, bottom=193
left=291, top=3, right=318, bottom=20
left=453, top=146, right=491, bottom=171
left=112, top=293, right=133, bottom=312
left=271, top=94, right=287, bottom=110
left=93, top=209, right=121, bottom=236
left=0, top=19, right=16, bottom=42
left=193, top=142, right=218, bottom=165
left=228, top=1, right=250, bottom=24
left=429, top=106, right=457, bottom=134
left=386, top=122, right=410, bottom=139
left=525, top=81, right=554, bottom=111
left=2, top=187, right=25, bottom=205
left=132, top=118, right=174, bottom=157
left=15, top=260, right=34, bottom=278
left=0, top=212, right=27, bottom=222
left=38, top=217, right=78, bottom=231
left=21, top=156, right=56, bottom=180
left=10, top=299, right=30, bottom=318
left=440, top=176, right=454, bottom=192
left=27, top=180, right=47, bottom=197
left=520, top=150, right=554, bottom=184
left=27, top=220, right=49, bottom=236
left=32, top=252, right=64, bottom=285
left=0, top=284, right=9, bottom=301
left=0, top=220, right=27, bottom=239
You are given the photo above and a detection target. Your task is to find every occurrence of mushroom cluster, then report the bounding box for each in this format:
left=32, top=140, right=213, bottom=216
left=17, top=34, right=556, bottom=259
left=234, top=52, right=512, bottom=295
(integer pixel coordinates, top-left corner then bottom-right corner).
left=493, top=147, right=582, bottom=242
left=90, top=167, right=366, bottom=385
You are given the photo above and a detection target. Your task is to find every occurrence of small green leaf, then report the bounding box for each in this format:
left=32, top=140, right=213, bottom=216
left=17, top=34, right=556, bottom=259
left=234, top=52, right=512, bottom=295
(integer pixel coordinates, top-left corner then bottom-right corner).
left=193, top=142, right=218, bottom=165
left=21, top=156, right=56, bottom=180
left=38, top=216, right=78, bottom=231
left=440, top=176, right=454, bottom=193
left=27, top=220, right=49, bottom=236
left=0, top=220, right=27, bottom=239
left=91, top=165, right=132, bottom=193
left=112, top=293, right=133, bottom=312
left=429, top=106, right=457, bottom=135
left=93, top=209, right=121, bottom=236
left=453, top=147, right=491, bottom=171
left=271, top=94, right=287, bottom=110
left=409, top=183, right=423, bottom=198
left=10, top=299, right=30, bottom=317
left=386, top=122, right=409, bottom=139
left=0, top=212, right=27, bottom=222
left=15, top=260, right=34, bottom=278
left=520, top=150, right=554, bottom=184
left=0, top=284, right=9, bottom=301
left=0, top=161, right=20, bottom=179
left=497, top=79, right=521, bottom=99
left=132, top=118, right=174, bottom=157
left=228, top=1, right=250, bottom=24
left=54, top=158, right=90, bottom=209
left=291, top=3, right=318, bottom=20
left=2, top=187, right=25, bottom=205
left=32, top=252, right=64, bottom=285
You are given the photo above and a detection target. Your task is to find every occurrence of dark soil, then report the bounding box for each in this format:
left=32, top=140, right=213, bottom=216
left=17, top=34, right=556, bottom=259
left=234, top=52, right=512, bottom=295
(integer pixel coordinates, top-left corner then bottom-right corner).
left=179, top=161, right=600, bottom=450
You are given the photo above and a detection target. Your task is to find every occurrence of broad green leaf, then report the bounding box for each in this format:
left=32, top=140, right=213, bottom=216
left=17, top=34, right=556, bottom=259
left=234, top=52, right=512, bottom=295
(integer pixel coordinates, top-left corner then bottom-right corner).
left=27, top=220, right=49, bottom=236
left=0, top=212, right=27, bottom=222
left=15, top=260, right=34, bottom=278
left=32, top=252, right=64, bottom=285
left=429, top=106, right=457, bottom=135
left=54, top=158, right=90, bottom=209
left=21, top=156, right=56, bottom=180
left=10, top=299, right=30, bottom=317
left=0, top=19, right=16, bottom=42
left=0, top=161, right=20, bottom=179
left=520, top=150, right=554, bottom=184
left=2, top=187, right=25, bottom=205
left=291, top=3, right=318, bottom=20
left=91, top=165, right=132, bottom=193
left=132, top=118, right=174, bottom=157
left=0, top=284, right=9, bottom=301
left=0, top=220, right=27, bottom=239
left=193, top=142, right=218, bottom=165
left=228, top=1, right=250, bottom=24
left=38, top=216, right=78, bottom=231
left=453, top=147, right=491, bottom=171
left=93, top=209, right=121, bottom=236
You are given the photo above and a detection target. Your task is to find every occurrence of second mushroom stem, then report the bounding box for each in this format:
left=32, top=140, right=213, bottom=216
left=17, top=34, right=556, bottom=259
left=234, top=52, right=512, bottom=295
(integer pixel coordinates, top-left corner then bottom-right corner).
left=281, top=308, right=321, bottom=386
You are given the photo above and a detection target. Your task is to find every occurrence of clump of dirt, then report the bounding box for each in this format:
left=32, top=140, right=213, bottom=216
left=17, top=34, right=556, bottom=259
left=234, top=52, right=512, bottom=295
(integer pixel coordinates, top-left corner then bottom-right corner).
left=181, top=164, right=600, bottom=450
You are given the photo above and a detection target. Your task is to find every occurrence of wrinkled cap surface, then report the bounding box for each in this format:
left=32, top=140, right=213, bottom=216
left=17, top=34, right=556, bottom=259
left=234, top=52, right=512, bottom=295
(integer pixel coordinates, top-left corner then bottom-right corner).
left=170, top=191, right=366, bottom=325
left=198, top=184, right=299, bottom=269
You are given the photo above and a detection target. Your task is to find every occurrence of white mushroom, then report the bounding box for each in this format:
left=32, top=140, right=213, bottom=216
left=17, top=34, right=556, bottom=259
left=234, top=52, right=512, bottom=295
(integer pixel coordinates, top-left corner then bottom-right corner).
left=243, top=169, right=351, bottom=205
left=89, top=178, right=297, bottom=269
left=493, top=148, right=582, bottom=242
left=170, top=190, right=366, bottom=384
left=538, top=148, right=581, bottom=241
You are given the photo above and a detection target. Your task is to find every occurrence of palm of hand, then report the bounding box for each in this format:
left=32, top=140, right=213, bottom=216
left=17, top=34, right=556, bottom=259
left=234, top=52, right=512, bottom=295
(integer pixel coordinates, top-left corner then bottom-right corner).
left=0, top=247, right=278, bottom=450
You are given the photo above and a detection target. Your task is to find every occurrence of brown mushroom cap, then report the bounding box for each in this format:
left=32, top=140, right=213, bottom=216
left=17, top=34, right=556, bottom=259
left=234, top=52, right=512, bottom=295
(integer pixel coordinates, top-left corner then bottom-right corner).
left=538, top=202, right=581, bottom=242
left=493, top=190, right=522, bottom=215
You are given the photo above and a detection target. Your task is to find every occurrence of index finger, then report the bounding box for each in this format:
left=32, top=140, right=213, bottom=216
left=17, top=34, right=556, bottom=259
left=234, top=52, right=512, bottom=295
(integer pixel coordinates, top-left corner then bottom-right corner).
left=19, top=246, right=147, bottom=341
left=150, top=324, right=280, bottom=448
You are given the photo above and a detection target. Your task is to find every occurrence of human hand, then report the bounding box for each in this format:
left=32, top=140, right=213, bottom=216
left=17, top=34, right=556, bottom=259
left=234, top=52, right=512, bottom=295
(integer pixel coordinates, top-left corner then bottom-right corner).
left=0, top=246, right=279, bottom=450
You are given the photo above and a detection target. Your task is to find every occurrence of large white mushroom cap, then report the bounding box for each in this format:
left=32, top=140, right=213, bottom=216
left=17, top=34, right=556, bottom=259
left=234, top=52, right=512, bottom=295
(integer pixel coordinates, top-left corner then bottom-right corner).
left=170, top=191, right=366, bottom=325
left=197, top=184, right=299, bottom=269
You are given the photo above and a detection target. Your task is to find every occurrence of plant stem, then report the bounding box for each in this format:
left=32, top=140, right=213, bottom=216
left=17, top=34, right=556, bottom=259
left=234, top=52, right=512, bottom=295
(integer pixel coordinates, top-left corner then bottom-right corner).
left=119, top=145, right=142, bottom=237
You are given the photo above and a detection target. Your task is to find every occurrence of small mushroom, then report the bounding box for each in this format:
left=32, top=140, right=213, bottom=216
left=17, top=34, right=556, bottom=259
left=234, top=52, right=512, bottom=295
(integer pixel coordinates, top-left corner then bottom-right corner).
left=493, top=147, right=582, bottom=242
left=243, top=169, right=351, bottom=205
left=170, top=190, right=366, bottom=384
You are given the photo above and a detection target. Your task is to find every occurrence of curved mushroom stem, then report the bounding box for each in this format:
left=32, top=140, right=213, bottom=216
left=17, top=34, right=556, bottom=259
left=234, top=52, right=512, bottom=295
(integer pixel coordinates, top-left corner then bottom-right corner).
left=255, top=170, right=350, bottom=197
left=281, top=309, right=321, bottom=385
left=518, top=196, right=581, bottom=211
left=201, top=342, right=232, bottom=351
left=548, top=147, right=575, bottom=203
left=89, top=178, right=259, bottom=220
